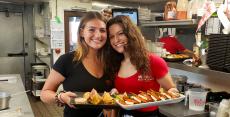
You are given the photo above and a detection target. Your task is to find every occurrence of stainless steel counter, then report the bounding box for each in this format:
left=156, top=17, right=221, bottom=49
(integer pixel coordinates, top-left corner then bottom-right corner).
left=0, top=74, right=34, bottom=117
left=159, top=102, right=209, bottom=117
left=167, top=62, right=230, bottom=78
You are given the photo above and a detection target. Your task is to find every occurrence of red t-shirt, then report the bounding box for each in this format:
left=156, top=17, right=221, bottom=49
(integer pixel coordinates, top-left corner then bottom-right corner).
left=114, top=53, right=168, bottom=112
left=160, top=36, right=185, bottom=54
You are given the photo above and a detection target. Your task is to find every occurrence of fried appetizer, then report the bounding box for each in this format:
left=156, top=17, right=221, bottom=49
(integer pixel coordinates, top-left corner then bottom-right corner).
left=130, top=93, right=148, bottom=103
left=124, top=98, right=139, bottom=105
left=147, top=90, right=161, bottom=101
left=102, top=92, right=115, bottom=104
left=83, top=92, right=90, bottom=100
left=139, top=91, right=153, bottom=102
left=88, top=89, right=102, bottom=105
left=161, top=92, right=172, bottom=99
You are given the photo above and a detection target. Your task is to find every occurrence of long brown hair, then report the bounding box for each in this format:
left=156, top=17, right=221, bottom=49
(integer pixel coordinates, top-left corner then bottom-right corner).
left=105, top=15, right=150, bottom=80
left=73, top=11, right=107, bottom=62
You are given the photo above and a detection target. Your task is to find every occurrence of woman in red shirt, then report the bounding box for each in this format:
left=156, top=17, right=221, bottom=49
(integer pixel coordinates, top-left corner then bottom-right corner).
left=104, top=15, right=178, bottom=117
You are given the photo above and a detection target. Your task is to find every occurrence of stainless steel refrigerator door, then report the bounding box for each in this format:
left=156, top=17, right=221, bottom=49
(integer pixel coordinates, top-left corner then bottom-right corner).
left=0, top=12, right=25, bottom=78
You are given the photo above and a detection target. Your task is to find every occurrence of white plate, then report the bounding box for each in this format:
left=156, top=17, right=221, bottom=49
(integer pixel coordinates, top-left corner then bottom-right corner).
left=116, top=94, right=185, bottom=110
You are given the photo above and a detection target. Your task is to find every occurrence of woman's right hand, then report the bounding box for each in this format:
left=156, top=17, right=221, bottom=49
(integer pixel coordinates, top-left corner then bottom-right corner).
left=59, top=91, right=77, bottom=108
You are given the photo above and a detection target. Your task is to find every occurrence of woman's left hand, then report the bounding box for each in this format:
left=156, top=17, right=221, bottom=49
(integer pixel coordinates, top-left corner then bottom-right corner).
left=110, top=88, right=119, bottom=95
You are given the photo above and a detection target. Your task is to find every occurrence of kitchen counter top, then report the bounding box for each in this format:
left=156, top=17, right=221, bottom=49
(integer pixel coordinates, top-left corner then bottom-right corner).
left=159, top=102, right=209, bottom=117
left=0, top=74, right=34, bottom=117
left=167, top=62, right=230, bottom=78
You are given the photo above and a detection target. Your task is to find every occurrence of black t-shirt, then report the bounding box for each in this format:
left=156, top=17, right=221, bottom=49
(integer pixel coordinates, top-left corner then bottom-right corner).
left=53, top=51, right=113, bottom=117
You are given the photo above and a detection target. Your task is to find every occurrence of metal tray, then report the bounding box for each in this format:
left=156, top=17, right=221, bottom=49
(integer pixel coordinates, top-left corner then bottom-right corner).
left=70, top=92, right=120, bottom=109
left=163, top=57, right=189, bottom=62
left=116, top=94, right=185, bottom=110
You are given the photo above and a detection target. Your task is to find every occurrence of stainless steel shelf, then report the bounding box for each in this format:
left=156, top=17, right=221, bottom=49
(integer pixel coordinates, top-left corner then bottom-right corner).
left=140, top=19, right=197, bottom=28
left=34, top=37, right=50, bottom=46
left=32, top=90, right=41, bottom=97
left=35, top=55, right=51, bottom=67
left=32, top=78, right=46, bottom=83
left=167, top=62, right=230, bottom=78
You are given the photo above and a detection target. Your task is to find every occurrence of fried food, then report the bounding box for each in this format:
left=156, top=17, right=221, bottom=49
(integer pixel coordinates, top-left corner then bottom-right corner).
left=83, top=92, right=90, bottom=100
left=139, top=91, right=153, bottom=102
left=130, top=93, right=148, bottom=103
left=147, top=90, right=161, bottom=101
left=166, top=54, right=189, bottom=59
left=102, top=92, right=115, bottom=104
left=88, top=89, right=102, bottom=105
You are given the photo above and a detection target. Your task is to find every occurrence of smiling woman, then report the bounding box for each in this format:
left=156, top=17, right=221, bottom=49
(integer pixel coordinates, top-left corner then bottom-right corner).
left=104, top=15, right=178, bottom=117
left=40, top=11, right=113, bottom=117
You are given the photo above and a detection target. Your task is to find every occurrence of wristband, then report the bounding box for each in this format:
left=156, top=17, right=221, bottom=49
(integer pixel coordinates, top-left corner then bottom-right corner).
left=55, top=91, right=66, bottom=107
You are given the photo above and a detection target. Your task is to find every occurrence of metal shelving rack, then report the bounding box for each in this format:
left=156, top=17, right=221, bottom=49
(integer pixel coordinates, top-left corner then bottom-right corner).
left=31, top=63, right=49, bottom=97
left=140, top=19, right=198, bottom=28
left=31, top=2, right=51, bottom=97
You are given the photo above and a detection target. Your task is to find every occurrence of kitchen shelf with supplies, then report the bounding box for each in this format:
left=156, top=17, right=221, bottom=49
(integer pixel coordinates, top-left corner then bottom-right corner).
left=32, top=90, right=41, bottom=97
left=30, top=63, right=49, bottom=97
left=140, top=19, right=198, bottom=28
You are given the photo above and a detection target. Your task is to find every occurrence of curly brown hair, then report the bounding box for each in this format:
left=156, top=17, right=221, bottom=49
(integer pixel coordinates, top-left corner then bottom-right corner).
left=73, top=11, right=107, bottom=62
left=104, top=15, right=151, bottom=80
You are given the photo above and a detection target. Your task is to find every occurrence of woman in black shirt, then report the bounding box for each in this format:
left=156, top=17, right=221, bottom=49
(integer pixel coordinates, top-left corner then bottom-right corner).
left=40, top=11, right=113, bottom=117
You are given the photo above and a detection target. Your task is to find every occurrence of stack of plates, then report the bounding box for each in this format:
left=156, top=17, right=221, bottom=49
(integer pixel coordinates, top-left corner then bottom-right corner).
left=207, top=34, right=230, bottom=72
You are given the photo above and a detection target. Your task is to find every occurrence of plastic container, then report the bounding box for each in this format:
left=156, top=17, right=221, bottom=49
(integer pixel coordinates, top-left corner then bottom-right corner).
left=187, top=88, right=207, bottom=111
left=176, top=0, right=188, bottom=20
left=32, top=65, right=49, bottom=79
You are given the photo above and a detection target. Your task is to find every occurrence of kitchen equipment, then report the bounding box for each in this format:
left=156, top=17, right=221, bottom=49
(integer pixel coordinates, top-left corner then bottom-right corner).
left=32, top=64, right=49, bottom=79
left=0, top=90, right=29, bottom=110
left=0, top=76, right=17, bottom=83
left=0, top=92, right=10, bottom=110
left=207, top=34, right=230, bottom=73
left=172, top=75, right=188, bottom=94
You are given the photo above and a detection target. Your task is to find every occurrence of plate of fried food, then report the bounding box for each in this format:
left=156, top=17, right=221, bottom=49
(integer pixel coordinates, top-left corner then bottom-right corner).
left=115, top=89, right=185, bottom=110
left=163, top=54, right=190, bottom=62
left=70, top=89, right=119, bottom=109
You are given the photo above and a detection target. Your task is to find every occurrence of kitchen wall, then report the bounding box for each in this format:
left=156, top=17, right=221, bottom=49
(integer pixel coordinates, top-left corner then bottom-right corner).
left=49, top=0, right=92, bottom=62
left=43, top=1, right=230, bottom=93
left=49, top=0, right=92, bottom=21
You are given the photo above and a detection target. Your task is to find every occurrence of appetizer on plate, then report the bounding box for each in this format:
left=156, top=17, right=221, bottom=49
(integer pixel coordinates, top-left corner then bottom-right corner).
left=74, top=89, right=115, bottom=105
left=115, top=89, right=181, bottom=105
left=165, top=54, right=190, bottom=59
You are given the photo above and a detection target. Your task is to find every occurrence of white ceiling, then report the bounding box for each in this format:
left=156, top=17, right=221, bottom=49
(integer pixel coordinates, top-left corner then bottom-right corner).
left=0, top=0, right=50, bottom=4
